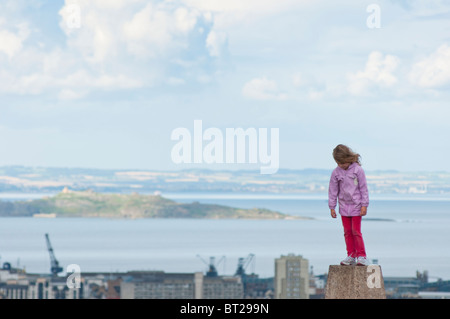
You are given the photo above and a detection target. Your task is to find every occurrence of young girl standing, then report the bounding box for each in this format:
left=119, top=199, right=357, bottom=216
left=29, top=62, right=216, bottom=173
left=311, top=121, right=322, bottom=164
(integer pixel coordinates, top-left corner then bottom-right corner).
left=328, top=144, right=370, bottom=266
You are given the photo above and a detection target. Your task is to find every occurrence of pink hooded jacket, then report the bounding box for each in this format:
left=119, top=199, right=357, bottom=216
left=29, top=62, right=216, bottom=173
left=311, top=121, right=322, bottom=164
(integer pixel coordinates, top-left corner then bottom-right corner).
left=328, top=162, right=369, bottom=217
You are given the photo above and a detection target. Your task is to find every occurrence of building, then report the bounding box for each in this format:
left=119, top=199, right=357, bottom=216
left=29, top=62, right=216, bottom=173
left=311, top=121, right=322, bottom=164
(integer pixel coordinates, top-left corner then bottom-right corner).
left=241, top=274, right=274, bottom=299
left=274, top=254, right=309, bottom=299
left=120, top=271, right=243, bottom=299
left=120, top=271, right=197, bottom=299
left=0, top=265, right=244, bottom=299
left=418, top=291, right=450, bottom=299
left=0, top=263, right=30, bottom=299
left=308, top=267, right=326, bottom=299
left=201, top=274, right=244, bottom=299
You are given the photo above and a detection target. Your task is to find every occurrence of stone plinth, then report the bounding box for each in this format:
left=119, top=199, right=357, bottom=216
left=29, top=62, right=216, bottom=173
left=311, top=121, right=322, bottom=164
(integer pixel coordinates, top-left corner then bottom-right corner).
left=325, top=265, right=386, bottom=299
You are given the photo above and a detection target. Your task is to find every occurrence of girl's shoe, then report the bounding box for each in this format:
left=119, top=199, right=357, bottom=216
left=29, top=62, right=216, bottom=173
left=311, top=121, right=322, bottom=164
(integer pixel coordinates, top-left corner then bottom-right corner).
left=356, top=256, right=370, bottom=266
left=340, top=256, right=356, bottom=266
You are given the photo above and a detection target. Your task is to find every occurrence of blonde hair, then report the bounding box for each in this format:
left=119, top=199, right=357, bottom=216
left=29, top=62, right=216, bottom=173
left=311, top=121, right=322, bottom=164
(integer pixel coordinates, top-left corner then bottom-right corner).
left=333, top=144, right=361, bottom=165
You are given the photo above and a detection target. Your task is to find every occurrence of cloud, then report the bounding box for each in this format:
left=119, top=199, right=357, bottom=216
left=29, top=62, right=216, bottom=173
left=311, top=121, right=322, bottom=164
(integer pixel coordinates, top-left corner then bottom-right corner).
left=0, top=0, right=228, bottom=98
left=206, top=29, right=228, bottom=57
left=347, top=51, right=400, bottom=96
left=58, top=89, right=86, bottom=100
left=409, top=44, right=450, bottom=88
left=58, top=0, right=214, bottom=62
left=291, top=73, right=304, bottom=88
left=0, top=22, right=29, bottom=58
left=242, top=76, right=287, bottom=101
left=0, top=64, right=143, bottom=96
left=181, top=0, right=311, bottom=28
left=121, top=3, right=201, bottom=58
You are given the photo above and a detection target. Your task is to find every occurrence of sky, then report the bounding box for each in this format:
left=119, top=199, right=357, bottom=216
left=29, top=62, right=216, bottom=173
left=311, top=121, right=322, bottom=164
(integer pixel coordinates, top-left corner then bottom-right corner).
left=1, top=0, right=450, bottom=172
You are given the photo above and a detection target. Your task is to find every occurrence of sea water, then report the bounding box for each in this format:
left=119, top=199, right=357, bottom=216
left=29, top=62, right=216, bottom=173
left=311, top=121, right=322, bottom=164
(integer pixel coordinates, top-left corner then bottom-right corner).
left=0, top=193, right=449, bottom=280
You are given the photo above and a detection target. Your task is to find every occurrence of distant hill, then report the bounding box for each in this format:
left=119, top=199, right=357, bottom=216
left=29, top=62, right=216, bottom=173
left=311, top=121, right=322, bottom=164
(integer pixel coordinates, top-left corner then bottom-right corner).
left=1, top=165, right=449, bottom=195
left=0, top=190, right=299, bottom=219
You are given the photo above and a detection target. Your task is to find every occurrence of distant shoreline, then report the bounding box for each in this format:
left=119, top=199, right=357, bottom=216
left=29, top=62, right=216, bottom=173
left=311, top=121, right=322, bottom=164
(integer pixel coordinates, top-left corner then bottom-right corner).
left=1, top=192, right=450, bottom=202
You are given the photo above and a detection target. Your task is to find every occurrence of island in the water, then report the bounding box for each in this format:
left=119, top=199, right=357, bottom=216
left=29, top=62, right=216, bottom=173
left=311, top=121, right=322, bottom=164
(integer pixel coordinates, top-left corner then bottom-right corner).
left=0, top=189, right=304, bottom=219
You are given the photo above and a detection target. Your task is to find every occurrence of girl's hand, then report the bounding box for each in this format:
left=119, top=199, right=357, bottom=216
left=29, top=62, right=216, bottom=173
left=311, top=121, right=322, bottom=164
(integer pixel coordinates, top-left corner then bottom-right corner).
left=330, top=209, right=337, bottom=218
left=360, top=206, right=367, bottom=216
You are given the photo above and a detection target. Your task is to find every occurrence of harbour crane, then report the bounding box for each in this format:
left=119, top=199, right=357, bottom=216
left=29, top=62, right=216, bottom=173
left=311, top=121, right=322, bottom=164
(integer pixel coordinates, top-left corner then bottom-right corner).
left=235, top=254, right=255, bottom=277
left=45, top=233, right=63, bottom=276
left=196, top=255, right=225, bottom=277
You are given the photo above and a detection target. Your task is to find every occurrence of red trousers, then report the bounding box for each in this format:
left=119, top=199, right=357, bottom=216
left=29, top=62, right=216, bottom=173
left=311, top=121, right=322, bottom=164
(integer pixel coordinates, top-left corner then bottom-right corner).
left=341, top=216, right=366, bottom=258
